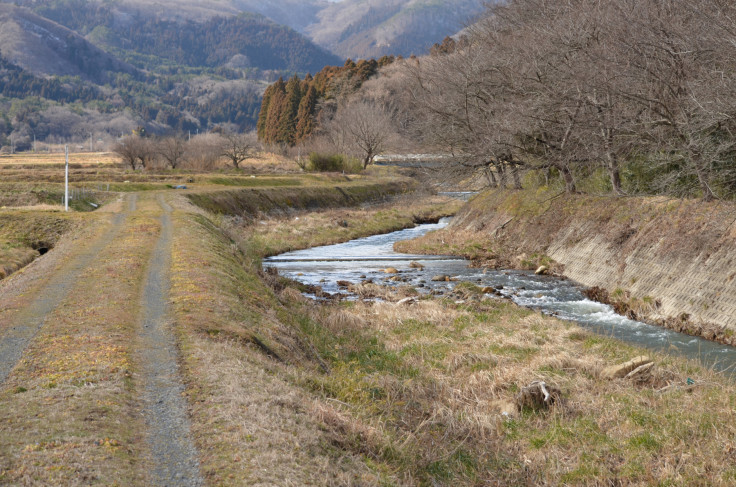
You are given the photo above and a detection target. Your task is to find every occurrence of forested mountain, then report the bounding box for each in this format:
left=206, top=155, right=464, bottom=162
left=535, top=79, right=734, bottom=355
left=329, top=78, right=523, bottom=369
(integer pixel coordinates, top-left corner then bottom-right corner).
left=14, top=1, right=341, bottom=74
left=306, top=0, right=486, bottom=59
left=0, top=4, right=138, bottom=82
left=14, top=0, right=487, bottom=60
left=0, top=0, right=485, bottom=152
left=0, top=1, right=340, bottom=151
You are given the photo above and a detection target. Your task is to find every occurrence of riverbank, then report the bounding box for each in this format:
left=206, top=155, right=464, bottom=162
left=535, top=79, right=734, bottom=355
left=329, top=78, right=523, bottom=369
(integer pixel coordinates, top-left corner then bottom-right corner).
left=170, top=192, right=736, bottom=485
left=397, top=189, right=736, bottom=347
left=234, top=193, right=462, bottom=258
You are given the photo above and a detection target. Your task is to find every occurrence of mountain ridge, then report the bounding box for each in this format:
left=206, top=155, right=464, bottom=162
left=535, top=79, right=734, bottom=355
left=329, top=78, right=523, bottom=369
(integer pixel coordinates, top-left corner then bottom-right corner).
left=13, top=0, right=487, bottom=60
left=0, top=4, right=138, bottom=83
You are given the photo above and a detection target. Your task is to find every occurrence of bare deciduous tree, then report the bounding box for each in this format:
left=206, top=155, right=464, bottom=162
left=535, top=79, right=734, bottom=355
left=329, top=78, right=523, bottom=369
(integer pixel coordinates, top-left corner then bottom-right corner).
left=113, top=135, right=154, bottom=170
left=397, top=0, right=736, bottom=199
left=184, top=133, right=225, bottom=170
left=328, top=101, right=393, bottom=169
left=220, top=132, right=260, bottom=169
left=157, top=136, right=186, bottom=169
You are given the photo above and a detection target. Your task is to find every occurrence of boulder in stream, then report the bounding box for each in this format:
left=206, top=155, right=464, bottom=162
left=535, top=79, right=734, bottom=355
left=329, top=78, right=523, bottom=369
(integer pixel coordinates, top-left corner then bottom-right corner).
left=383, top=267, right=400, bottom=274
left=535, top=265, right=549, bottom=275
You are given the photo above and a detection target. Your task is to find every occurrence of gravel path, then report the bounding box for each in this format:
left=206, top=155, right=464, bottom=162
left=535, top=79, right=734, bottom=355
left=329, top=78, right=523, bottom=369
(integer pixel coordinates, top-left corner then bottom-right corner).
left=138, top=195, right=203, bottom=486
left=0, top=194, right=136, bottom=385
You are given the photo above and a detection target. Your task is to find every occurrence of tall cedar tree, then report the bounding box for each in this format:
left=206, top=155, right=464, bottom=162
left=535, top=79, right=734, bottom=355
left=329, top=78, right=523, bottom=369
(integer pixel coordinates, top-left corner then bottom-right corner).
left=257, top=83, right=274, bottom=139
left=295, top=85, right=318, bottom=142
left=263, top=78, right=286, bottom=144
left=276, top=76, right=302, bottom=145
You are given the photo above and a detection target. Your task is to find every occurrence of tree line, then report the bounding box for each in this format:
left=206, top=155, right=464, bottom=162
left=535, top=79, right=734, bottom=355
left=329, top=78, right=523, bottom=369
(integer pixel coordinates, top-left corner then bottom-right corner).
left=257, top=57, right=395, bottom=147
left=403, top=0, right=736, bottom=200
left=112, top=132, right=259, bottom=171
left=264, top=0, right=736, bottom=199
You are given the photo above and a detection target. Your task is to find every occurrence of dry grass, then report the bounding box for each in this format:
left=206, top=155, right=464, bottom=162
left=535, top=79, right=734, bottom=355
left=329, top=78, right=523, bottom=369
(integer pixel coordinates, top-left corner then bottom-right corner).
left=297, top=291, right=736, bottom=485
left=237, top=194, right=461, bottom=257
left=0, top=246, right=39, bottom=280
left=168, top=201, right=392, bottom=484
left=0, top=152, right=120, bottom=166
left=0, top=211, right=80, bottom=280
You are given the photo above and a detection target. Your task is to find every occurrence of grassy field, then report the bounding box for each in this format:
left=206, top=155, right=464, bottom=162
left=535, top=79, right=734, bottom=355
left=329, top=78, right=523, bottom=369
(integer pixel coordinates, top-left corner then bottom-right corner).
left=0, top=152, right=120, bottom=166
left=0, top=152, right=413, bottom=281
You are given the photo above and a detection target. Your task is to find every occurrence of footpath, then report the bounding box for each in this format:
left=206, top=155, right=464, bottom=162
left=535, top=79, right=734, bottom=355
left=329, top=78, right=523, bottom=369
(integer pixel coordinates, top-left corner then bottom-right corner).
left=0, top=192, right=202, bottom=485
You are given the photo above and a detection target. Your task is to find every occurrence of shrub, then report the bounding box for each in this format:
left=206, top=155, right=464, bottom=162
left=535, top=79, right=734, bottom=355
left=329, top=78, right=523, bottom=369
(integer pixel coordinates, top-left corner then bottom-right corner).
left=307, top=153, right=362, bottom=173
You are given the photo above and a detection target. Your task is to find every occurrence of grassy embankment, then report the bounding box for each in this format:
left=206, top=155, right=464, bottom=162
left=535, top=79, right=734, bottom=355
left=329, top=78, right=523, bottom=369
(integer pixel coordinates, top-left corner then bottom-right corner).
left=169, top=189, right=736, bottom=485
left=0, top=212, right=81, bottom=279
left=397, top=188, right=736, bottom=346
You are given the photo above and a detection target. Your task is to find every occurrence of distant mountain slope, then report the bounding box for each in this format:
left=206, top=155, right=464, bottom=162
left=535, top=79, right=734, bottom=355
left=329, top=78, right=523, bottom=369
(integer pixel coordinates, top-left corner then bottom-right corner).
left=16, top=1, right=341, bottom=74
left=0, top=4, right=137, bottom=82
left=306, top=0, right=486, bottom=59
left=13, top=0, right=487, bottom=60
left=90, top=14, right=342, bottom=73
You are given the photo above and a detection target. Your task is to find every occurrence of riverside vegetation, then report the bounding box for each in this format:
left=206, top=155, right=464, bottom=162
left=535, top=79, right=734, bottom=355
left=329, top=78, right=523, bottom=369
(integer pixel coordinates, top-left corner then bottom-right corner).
left=2, top=153, right=736, bottom=485
left=177, top=193, right=736, bottom=485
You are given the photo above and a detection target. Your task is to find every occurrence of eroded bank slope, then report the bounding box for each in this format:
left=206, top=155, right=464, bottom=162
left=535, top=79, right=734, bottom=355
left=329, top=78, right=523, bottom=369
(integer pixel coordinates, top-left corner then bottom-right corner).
left=399, top=190, right=736, bottom=340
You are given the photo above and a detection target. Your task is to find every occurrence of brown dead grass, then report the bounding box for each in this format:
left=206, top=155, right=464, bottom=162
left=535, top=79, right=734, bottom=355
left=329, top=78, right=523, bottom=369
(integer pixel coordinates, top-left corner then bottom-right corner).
left=0, top=211, right=80, bottom=280
left=0, top=152, right=120, bottom=166
left=300, top=291, right=736, bottom=485
left=169, top=201, right=390, bottom=484
left=237, top=193, right=461, bottom=257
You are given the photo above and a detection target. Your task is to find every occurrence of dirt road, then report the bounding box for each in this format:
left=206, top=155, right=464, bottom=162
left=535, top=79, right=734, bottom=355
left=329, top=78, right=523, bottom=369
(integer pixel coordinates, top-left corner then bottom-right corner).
left=0, top=193, right=202, bottom=485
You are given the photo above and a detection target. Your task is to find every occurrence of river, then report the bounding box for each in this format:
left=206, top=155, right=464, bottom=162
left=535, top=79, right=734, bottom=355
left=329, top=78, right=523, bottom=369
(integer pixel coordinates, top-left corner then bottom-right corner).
left=264, top=219, right=736, bottom=374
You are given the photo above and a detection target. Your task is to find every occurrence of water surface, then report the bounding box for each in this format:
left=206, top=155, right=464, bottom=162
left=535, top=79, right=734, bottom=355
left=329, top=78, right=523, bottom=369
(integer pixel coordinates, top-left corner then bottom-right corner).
left=265, top=220, right=736, bottom=374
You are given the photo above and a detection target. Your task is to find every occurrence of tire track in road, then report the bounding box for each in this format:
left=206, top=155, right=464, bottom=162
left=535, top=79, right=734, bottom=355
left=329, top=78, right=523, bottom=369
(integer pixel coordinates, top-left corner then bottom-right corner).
left=138, top=195, right=203, bottom=486
left=0, top=194, right=137, bottom=386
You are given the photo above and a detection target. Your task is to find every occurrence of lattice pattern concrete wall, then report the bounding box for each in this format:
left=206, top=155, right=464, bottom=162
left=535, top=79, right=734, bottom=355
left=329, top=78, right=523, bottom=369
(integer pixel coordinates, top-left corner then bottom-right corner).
left=453, top=191, right=736, bottom=331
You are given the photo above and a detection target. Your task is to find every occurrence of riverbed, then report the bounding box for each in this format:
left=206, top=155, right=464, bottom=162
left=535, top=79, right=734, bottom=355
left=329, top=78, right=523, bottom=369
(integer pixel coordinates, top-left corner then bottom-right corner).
left=264, top=219, right=736, bottom=374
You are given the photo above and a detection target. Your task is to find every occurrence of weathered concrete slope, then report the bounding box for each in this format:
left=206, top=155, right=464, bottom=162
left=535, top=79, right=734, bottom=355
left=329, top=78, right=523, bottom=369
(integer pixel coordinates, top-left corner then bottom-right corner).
left=450, top=190, right=736, bottom=332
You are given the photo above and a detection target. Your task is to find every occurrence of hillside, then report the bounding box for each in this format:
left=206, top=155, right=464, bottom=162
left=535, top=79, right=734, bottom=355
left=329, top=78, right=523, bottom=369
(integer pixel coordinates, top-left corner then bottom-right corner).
left=15, top=0, right=488, bottom=60
left=0, top=2, right=343, bottom=151
left=17, top=1, right=341, bottom=74
left=0, top=4, right=138, bottom=83
left=306, top=0, right=486, bottom=58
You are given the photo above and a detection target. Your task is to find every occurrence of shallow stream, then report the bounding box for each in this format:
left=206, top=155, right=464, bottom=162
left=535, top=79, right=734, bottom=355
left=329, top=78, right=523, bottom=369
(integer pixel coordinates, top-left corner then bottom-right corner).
left=264, top=219, right=736, bottom=374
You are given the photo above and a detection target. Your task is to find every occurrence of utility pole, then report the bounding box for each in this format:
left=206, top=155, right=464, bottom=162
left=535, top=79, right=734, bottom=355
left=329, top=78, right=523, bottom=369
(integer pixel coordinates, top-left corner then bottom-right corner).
left=65, top=145, right=69, bottom=212
left=10, top=135, right=13, bottom=155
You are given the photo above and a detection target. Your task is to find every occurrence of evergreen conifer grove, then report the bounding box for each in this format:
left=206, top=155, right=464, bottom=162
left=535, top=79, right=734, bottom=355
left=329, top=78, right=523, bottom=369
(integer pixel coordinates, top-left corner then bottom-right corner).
left=257, top=57, right=395, bottom=146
